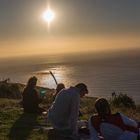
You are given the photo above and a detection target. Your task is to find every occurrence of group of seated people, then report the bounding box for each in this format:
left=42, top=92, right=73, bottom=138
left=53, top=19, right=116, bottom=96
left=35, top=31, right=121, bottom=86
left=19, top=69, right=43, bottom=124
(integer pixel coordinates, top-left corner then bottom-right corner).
left=22, top=76, right=140, bottom=140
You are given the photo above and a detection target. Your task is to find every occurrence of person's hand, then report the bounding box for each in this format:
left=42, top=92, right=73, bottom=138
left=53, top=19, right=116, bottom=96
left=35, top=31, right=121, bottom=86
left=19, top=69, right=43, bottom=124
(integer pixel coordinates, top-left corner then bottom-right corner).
left=77, top=120, right=88, bottom=128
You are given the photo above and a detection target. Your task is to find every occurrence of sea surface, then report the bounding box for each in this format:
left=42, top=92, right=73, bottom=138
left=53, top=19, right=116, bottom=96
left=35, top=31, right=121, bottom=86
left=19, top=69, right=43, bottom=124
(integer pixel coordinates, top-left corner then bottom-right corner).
left=0, top=49, right=140, bottom=103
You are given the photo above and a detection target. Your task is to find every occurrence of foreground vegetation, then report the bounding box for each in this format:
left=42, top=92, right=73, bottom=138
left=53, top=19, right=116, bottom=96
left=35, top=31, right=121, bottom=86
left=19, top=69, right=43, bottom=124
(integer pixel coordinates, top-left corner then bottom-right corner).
left=0, top=82, right=140, bottom=140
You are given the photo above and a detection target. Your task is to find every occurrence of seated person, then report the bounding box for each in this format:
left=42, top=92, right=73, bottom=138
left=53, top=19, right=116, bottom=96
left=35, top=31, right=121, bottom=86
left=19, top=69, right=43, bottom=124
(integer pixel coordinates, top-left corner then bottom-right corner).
left=53, top=83, right=65, bottom=100
left=48, top=83, right=88, bottom=139
left=89, top=98, right=140, bottom=140
left=22, top=76, right=45, bottom=114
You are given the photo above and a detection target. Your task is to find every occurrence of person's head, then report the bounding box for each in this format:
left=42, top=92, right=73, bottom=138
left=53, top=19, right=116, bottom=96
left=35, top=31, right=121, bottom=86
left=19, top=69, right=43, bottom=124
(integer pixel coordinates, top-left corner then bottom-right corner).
left=95, top=98, right=111, bottom=118
left=75, top=83, right=88, bottom=97
left=27, top=76, right=37, bottom=89
left=56, top=83, right=65, bottom=94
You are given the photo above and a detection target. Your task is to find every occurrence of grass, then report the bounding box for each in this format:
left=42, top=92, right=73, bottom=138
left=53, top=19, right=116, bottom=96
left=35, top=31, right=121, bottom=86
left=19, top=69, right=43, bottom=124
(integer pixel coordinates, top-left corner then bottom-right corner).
left=0, top=99, right=49, bottom=140
left=0, top=94, right=140, bottom=140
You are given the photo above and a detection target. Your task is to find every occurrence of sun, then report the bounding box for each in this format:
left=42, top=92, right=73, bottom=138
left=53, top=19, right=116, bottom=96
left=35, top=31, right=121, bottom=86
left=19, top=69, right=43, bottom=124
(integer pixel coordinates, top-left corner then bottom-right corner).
left=42, top=9, right=55, bottom=23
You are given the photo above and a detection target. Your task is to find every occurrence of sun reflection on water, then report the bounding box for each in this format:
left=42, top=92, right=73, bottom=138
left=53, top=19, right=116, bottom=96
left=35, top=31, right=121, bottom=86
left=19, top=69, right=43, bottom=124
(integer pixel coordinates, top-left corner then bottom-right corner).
left=35, top=66, right=72, bottom=89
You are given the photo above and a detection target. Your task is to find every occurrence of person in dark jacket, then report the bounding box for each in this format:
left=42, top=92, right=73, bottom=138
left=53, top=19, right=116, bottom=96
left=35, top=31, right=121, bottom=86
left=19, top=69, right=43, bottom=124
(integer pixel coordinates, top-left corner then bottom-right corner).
left=22, top=76, right=45, bottom=114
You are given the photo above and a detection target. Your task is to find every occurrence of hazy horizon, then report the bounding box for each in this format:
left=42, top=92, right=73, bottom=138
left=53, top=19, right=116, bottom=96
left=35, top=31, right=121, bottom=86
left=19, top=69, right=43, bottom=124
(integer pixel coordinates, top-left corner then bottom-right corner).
left=0, top=47, right=140, bottom=68
left=0, top=49, right=140, bottom=103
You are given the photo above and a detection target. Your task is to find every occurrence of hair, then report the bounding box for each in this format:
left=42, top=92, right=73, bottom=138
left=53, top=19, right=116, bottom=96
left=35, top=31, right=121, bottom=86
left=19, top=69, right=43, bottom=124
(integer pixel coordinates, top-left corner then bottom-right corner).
left=95, top=98, right=111, bottom=119
left=75, top=83, right=88, bottom=94
left=53, top=83, right=65, bottom=100
left=26, top=76, right=37, bottom=89
left=56, top=83, right=65, bottom=94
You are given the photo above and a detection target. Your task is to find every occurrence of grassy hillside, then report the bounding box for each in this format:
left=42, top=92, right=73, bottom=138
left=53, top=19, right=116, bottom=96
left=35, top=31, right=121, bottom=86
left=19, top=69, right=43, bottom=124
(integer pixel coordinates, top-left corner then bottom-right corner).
left=0, top=97, right=140, bottom=140
left=0, top=83, right=140, bottom=140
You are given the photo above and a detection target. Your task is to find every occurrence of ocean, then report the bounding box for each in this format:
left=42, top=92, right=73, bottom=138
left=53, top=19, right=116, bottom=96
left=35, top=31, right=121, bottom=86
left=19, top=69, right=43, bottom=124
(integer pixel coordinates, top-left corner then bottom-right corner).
left=0, top=49, right=140, bottom=103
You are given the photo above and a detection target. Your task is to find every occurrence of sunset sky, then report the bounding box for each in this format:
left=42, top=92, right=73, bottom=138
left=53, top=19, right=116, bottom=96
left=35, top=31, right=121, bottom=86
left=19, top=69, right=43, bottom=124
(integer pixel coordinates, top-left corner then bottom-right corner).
left=0, top=0, right=140, bottom=58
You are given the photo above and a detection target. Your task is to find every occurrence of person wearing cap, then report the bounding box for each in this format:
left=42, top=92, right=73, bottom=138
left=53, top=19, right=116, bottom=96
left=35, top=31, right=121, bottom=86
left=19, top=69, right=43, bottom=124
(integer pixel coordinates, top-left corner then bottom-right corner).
left=48, top=83, right=88, bottom=139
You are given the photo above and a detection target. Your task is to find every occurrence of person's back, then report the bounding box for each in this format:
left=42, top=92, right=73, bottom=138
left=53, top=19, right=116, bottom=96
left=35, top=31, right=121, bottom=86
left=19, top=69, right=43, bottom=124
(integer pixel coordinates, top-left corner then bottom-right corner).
left=48, top=87, right=80, bottom=130
left=22, top=87, right=41, bottom=113
left=48, top=83, right=88, bottom=138
left=22, top=76, right=43, bottom=114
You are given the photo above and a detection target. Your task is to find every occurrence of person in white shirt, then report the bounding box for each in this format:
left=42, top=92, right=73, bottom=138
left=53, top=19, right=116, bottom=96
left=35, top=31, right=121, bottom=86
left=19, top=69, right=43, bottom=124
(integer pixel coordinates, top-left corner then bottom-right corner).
left=89, top=98, right=140, bottom=140
left=48, top=83, right=88, bottom=139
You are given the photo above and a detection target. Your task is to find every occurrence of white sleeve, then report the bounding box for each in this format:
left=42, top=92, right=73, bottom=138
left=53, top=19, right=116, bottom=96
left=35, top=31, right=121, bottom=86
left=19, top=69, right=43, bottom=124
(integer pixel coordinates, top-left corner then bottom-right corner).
left=88, top=118, right=100, bottom=140
left=120, top=113, right=138, bottom=128
left=119, top=131, right=138, bottom=140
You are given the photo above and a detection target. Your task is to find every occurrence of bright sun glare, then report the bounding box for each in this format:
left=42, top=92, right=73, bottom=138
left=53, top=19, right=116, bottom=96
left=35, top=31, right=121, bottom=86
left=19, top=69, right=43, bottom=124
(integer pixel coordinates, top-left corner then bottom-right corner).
left=42, top=9, right=55, bottom=23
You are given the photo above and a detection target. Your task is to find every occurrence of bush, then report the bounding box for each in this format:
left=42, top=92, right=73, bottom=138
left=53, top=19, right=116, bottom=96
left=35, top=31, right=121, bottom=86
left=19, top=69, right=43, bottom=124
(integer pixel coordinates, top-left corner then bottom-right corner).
left=110, top=92, right=136, bottom=109
left=0, top=83, right=23, bottom=99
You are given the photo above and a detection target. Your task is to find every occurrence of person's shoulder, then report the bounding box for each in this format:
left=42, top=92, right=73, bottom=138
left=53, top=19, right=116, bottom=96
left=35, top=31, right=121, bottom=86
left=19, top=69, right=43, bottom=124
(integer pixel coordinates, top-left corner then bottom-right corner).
left=90, top=114, right=101, bottom=129
left=22, top=88, right=28, bottom=95
left=57, top=88, right=66, bottom=95
left=68, top=86, right=79, bottom=93
left=33, top=88, right=38, bottom=92
left=110, top=112, right=121, bottom=117
left=68, top=87, right=80, bottom=97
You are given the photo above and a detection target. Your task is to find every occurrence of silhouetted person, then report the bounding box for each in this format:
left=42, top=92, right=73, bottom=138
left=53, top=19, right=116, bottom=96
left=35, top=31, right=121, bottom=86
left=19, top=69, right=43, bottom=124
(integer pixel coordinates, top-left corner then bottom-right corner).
left=89, top=98, right=140, bottom=140
left=53, top=83, right=65, bottom=100
left=48, top=83, right=88, bottom=139
left=22, top=76, right=45, bottom=114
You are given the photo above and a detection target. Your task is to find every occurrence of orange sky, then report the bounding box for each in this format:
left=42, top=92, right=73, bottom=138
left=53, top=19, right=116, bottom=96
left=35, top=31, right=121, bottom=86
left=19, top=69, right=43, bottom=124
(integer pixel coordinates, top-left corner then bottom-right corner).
left=0, top=34, right=140, bottom=58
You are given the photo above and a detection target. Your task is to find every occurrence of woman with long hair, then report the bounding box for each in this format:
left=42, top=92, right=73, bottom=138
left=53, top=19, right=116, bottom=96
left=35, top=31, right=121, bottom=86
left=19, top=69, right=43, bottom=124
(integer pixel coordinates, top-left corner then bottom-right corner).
left=22, top=76, right=45, bottom=114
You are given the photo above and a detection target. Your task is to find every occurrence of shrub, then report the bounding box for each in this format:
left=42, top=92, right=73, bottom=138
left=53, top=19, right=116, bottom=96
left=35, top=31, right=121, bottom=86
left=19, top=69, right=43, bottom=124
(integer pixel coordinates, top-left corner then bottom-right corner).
left=0, top=83, right=23, bottom=99
left=110, top=92, right=136, bottom=109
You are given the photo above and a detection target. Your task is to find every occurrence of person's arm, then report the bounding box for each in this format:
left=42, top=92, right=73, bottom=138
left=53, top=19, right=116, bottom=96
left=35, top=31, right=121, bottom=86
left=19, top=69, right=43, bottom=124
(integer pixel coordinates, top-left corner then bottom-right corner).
left=120, top=113, right=138, bottom=128
left=88, top=117, right=100, bottom=140
left=34, top=89, right=42, bottom=104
